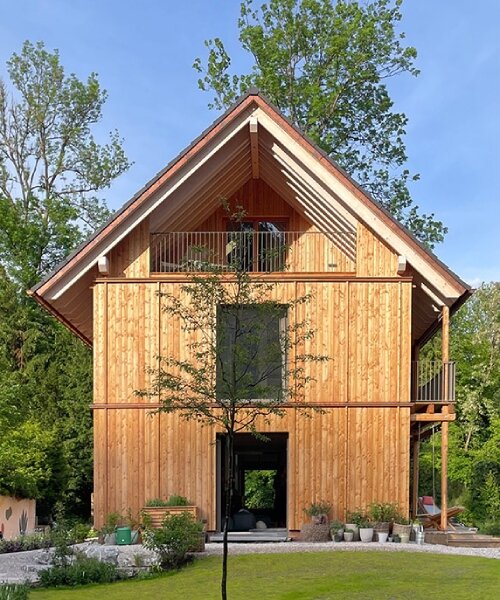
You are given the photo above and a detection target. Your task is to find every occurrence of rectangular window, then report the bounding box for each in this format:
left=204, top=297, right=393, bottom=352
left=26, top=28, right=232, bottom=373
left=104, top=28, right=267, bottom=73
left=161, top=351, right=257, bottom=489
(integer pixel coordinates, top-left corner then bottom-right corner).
left=216, top=304, right=286, bottom=400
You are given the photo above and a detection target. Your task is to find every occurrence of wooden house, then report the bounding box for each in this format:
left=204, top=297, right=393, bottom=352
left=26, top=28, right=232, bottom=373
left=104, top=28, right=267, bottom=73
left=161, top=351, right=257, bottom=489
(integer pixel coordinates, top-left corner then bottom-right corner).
left=30, top=90, right=471, bottom=533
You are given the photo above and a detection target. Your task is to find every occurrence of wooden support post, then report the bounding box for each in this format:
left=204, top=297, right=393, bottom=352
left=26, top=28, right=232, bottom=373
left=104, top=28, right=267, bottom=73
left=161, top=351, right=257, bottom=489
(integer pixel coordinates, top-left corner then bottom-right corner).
left=441, top=304, right=450, bottom=530
left=412, top=439, right=420, bottom=518
left=441, top=421, right=449, bottom=530
left=442, top=305, right=450, bottom=402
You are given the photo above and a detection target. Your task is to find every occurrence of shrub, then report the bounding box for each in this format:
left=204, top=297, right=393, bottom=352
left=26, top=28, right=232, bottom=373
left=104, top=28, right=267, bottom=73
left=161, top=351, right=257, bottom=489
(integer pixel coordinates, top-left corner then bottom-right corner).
left=165, top=495, right=189, bottom=506
left=39, top=556, right=123, bottom=587
left=303, top=501, right=332, bottom=518
left=68, top=523, right=91, bottom=543
left=479, top=521, right=500, bottom=536
left=145, top=495, right=190, bottom=507
left=142, top=512, right=204, bottom=570
left=0, top=533, right=52, bottom=554
left=346, top=510, right=365, bottom=526
left=368, top=502, right=401, bottom=523
left=0, top=584, right=29, bottom=600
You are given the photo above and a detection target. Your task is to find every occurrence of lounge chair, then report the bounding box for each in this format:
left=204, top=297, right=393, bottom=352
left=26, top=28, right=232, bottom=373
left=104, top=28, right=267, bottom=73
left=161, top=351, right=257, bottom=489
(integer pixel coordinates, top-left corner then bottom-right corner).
left=417, top=496, right=464, bottom=530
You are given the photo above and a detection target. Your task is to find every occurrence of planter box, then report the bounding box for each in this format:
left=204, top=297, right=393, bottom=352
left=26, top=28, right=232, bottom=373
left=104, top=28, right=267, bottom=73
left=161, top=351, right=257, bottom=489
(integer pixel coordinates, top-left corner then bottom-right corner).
left=141, top=506, right=199, bottom=528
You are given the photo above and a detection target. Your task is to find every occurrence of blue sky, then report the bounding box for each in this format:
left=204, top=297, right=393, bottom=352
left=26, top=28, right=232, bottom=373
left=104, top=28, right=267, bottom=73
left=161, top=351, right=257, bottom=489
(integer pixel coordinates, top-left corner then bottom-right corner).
left=0, top=0, right=498, bottom=285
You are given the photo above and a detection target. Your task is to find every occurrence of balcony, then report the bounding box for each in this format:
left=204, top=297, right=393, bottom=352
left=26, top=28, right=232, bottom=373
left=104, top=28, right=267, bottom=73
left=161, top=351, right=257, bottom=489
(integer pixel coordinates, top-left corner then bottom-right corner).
left=150, top=230, right=357, bottom=274
left=411, top=361, right=456, bottom=403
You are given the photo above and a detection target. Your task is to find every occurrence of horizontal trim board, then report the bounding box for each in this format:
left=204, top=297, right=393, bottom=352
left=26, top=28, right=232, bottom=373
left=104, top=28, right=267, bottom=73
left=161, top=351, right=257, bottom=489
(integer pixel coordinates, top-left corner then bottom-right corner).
left=94, top=274, right=413, bottom=284
left=92, top=402, right=415, bottom=410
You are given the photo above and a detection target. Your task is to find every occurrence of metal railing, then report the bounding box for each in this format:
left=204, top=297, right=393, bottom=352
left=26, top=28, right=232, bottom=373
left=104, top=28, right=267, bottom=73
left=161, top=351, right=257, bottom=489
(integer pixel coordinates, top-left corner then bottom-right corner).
left=411, top=361, right=456, bottom=402
left=150, top=230, right=356, bottom=273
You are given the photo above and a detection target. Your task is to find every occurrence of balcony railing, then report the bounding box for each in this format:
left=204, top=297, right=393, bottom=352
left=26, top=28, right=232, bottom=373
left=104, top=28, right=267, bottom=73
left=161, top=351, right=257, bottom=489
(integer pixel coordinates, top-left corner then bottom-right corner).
left=411, top=361, right=456, bottom=403
left=150, top=230, right=356, bottom=274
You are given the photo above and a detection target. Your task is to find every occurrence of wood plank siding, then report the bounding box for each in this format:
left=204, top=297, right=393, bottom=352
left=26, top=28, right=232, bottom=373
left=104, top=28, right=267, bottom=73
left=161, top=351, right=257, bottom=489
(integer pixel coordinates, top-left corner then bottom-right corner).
left=92, top=178, right=411, bottom=530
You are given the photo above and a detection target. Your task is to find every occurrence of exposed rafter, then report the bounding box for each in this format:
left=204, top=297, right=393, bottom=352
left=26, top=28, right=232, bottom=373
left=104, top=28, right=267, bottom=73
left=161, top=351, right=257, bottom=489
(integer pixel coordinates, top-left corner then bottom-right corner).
left=249, top=116, right=259, bottom=179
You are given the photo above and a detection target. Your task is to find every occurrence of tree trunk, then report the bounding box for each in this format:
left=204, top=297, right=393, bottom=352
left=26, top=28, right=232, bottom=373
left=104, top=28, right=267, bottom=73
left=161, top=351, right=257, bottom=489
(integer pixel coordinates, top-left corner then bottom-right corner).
left=221, top=431, right=234, bottom=600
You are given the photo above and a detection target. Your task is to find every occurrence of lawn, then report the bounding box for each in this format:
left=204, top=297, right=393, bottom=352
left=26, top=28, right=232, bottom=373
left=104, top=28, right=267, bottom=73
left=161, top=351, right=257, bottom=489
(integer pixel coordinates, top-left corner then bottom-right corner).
left=31, top=551, right=500, bottom=600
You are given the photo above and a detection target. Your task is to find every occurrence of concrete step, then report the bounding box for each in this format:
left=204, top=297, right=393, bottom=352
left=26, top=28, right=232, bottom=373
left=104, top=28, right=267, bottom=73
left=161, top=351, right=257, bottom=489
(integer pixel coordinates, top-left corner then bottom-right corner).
left=209, top=529, right=289, bottom=543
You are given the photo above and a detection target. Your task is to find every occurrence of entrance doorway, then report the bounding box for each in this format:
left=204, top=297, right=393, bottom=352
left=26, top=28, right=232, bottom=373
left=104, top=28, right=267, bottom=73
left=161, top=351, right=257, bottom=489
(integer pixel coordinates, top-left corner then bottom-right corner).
left=216, top=433, right=288, bottom=531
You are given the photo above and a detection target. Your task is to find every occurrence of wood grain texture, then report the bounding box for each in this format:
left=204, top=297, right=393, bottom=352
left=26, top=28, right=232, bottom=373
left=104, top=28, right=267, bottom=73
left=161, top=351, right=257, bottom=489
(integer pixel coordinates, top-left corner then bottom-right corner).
left=356, top=222, right=399, bottom=276
left=93, top=276, right=413, bottom=529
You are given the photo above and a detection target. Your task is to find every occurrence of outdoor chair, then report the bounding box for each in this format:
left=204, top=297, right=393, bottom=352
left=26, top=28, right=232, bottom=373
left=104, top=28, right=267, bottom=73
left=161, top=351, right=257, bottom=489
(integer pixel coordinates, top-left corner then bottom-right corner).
left=417, top=495, right=464, bottom=530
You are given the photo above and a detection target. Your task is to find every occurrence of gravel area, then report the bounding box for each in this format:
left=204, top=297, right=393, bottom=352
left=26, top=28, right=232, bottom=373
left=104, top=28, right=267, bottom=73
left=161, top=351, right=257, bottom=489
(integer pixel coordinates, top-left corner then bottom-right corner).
left=203, top=540, right=500, bottom=560
left=0, top=541, right=498, bottom=585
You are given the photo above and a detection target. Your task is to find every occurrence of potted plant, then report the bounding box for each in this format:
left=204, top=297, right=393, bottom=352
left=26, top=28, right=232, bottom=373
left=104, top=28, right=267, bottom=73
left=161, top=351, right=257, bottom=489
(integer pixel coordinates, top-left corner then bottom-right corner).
left=343, top=528, right=354, bottom=542
left=392, top=514, right=412, bottom=539
left=368, top=502, right=399, bottom=541
left=345, top=509, right=364, bottom=541
left=329, top=520, right=344, bottom=542
left=303, top=501, right=332, bottom=525
left=358, top=515, right=374, bottom=542
left=142, top=495, right=199, bottom=529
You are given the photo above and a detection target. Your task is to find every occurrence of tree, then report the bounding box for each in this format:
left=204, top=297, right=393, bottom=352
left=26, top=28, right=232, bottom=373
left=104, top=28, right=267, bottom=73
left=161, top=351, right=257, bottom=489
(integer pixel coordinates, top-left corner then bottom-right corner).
left=0, top=41, right=130, bottom=517
left=418, top=283, right=500, bottom=526
left=0, top=40, right=130, bottom=288
left=139, top=205, right=328, bottom=600
left=194, top=0, right=446, bottom=247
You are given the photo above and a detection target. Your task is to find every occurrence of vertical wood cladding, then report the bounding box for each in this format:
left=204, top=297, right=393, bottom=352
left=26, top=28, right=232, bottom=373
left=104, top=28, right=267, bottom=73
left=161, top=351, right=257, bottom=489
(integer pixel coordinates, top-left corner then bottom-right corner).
left=93, top=277, right=411, bottom=529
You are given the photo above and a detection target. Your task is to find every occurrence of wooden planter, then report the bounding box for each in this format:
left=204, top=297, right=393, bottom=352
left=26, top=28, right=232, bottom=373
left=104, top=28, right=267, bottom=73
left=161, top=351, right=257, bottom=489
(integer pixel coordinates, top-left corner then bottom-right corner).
left=141, top=505, right=199, bottom=528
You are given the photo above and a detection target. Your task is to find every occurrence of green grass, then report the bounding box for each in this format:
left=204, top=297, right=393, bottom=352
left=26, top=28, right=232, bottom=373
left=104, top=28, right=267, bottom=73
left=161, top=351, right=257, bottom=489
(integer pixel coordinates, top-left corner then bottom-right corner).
left=31, top=551, right=500, bottom=600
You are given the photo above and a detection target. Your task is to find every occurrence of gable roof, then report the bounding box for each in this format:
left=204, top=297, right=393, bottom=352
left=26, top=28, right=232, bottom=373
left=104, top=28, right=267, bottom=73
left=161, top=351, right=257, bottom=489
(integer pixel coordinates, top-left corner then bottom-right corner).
left=29, top=89, right=471, bottom=345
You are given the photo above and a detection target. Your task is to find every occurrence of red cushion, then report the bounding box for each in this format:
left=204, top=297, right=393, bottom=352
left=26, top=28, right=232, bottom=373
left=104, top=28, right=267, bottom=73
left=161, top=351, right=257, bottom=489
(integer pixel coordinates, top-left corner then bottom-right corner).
left=422, top=496, right=434, bottom=505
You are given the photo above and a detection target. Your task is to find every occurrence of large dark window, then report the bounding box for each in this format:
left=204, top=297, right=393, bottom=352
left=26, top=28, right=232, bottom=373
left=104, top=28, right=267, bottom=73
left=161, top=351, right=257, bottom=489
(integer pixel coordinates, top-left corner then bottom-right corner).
left=216, top=304, right=286, bottom=400
left=227, top=220, right=286, bottom=272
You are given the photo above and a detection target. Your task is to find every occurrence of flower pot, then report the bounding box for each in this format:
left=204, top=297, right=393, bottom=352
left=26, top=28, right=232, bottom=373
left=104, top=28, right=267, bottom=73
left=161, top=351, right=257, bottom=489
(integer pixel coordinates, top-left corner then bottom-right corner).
left=359, top=528, right=373, bottom=542
left=399, top=533, right=410, bottom=544
left=330, top=527, right=344, bottom=542
left=343, top=531, right=354, bottom=542
left=344, top=523, right=359, bottom=541
left=373, top=522, right=390, bottom=541
left=377, top=532, right=388, bottom=543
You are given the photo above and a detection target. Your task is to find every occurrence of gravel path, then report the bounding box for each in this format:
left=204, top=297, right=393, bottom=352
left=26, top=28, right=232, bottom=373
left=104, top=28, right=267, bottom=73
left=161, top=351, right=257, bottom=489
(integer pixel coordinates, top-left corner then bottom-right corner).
left=0, top=541, right=498, bottom=585
left=203, top=541, right=500, bottom=560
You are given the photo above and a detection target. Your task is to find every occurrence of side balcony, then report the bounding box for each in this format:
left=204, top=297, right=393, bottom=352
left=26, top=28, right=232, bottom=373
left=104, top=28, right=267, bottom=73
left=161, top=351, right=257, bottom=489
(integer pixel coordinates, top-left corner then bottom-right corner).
left=411, top=361, right=456, bottom=423
left=150, top=230, right=357, bottom=274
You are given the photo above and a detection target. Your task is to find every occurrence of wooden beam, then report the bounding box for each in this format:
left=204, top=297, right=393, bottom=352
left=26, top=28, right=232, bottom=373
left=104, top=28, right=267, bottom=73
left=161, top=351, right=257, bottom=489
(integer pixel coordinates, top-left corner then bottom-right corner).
left=412, top=439, right=420, bottom=518
left=249, top=117, right=259, bottom=179
left=411, top=413, right=455, bottom=422
left=441, top=421, right=449, bottom=530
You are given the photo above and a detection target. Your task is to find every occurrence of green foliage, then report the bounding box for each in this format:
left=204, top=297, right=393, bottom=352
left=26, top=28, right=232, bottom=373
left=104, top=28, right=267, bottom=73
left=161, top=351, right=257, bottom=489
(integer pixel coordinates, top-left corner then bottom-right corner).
left=0, top=40, right=129, bottom=519
left=0, top=40, right=130, bottom=288
left=100, top=512, right=123, bottom=535
left=345, top=509, right=365, bottom=526
left=303, top=500, right=332, bottom=517
left=165, top=495, right=190, bottom=507
left=39, top=556, right=123, bottom=587
left=244, top=470, right=275, bottom=509
left=67, top=523, right=91, bottom=544
left=0, top=532, right=52, bottom=554
left=194, top=0, right=446, bottom=247
left=419, top=283, right=500, bottom=526
left=142, top=513, right=204, bottom=570
left=0, top=414, right=60, bottom=498
left=144, top=496, right=190, bottom=507
left=28, top=552, right=497, bottom=600
left=0, top=584, right=29, bottom=600
left=368, top=502, right=401, bottom=523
